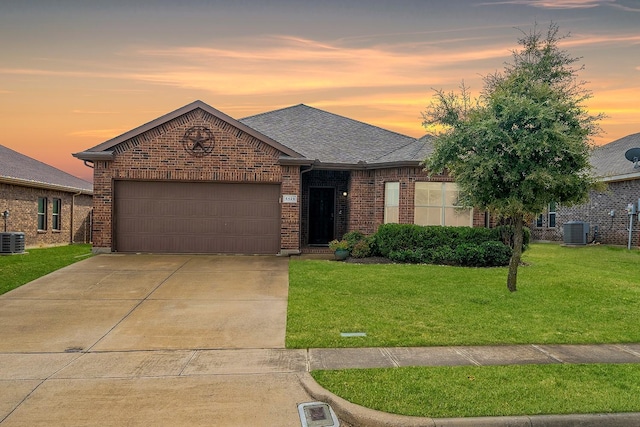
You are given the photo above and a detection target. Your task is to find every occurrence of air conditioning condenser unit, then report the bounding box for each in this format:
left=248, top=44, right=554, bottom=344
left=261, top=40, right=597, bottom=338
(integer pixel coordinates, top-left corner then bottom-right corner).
left=0, top=232, right=25, bottom=254
left=563, top=221, right=589, bottom=245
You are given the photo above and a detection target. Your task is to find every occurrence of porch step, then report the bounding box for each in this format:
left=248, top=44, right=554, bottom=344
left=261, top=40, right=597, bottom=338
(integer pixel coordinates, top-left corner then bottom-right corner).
left=301, top=246, right=332, bottom=254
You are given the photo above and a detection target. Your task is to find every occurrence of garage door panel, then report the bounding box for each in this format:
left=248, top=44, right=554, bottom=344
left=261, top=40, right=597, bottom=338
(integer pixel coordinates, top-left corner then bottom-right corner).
left=114, top=181, right=281, bottom=254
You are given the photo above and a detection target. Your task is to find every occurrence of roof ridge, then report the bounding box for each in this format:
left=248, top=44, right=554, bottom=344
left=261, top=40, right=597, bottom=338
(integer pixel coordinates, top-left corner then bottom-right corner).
left=304, top=105, right=415, bottom=140
left=370, top=134, right=432, bottom=163
left=243, top=104, right=414, bottom=140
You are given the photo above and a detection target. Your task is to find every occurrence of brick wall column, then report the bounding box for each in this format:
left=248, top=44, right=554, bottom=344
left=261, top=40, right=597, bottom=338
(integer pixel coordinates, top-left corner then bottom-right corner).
left=91, top=161, right=113, bottom=252
left=280, top=165, right=301, bottom=253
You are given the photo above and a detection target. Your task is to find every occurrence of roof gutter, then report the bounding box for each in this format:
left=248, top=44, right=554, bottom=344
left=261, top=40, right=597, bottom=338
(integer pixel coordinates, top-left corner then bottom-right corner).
left=278, top=158, right=424, bottom=170
left=0, top=176, right=93, bottom=195
left=599, top=171, right=640, bottom=183
left=72, top=151, right=115, bottom=162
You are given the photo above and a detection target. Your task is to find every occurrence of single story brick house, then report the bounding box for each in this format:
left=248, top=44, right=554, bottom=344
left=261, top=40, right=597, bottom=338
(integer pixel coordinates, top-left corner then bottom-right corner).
left=74, top=100, right=487, bottom=255
left=531, top=132, right=640, bottom=247
left=0, top=144, right=93, bottom=248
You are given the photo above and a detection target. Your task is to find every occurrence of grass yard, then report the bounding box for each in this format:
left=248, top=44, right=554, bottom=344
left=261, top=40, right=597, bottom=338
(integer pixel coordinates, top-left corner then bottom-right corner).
left=289, top=243, right=640, bottom=418
left=0, top=244, right=93, bottom=295
left=286, top=243, right=640, bottom=348
left=312, top=363, right=640, bottom=418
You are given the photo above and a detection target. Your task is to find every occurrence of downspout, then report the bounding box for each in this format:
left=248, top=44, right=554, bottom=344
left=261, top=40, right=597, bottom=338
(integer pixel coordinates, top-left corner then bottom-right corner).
left=71, top=191, right=82, bottom=244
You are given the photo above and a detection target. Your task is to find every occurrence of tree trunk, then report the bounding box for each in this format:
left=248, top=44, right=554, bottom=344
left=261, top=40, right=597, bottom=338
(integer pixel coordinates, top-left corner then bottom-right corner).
left=507, top=213, right=524, bottom=292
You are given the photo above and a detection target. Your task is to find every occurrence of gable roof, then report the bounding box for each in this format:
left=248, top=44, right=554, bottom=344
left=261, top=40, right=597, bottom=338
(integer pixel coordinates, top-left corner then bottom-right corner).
left=0, top=145, right=92, bottom=194
left=591, top=132, right=640, bottom=182
left=73, top=100, right=302, bottom=161
left=240, top=104, right=425, bottom=166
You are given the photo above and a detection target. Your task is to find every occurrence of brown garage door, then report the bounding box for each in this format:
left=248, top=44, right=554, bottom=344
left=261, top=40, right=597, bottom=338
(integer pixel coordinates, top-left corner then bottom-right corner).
left=114, top=181, right=281, bottom=254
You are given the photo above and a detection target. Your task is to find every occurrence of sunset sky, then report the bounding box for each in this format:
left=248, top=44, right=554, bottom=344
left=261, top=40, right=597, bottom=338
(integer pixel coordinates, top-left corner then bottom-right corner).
left=1, top=0, right=638, bottom=182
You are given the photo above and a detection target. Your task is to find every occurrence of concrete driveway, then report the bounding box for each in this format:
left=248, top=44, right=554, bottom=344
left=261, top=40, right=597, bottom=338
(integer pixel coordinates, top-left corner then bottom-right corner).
left=0, top=254, right=312, bottom=426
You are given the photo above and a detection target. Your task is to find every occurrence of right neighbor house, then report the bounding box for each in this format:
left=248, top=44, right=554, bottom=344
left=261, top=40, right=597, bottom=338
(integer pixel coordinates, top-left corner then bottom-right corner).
left=532, top=132, right=640, bottom=247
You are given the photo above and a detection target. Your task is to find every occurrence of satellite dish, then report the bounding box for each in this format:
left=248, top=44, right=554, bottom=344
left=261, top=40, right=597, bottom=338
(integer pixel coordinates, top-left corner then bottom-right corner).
left=624, top=148, right=640, bottom=169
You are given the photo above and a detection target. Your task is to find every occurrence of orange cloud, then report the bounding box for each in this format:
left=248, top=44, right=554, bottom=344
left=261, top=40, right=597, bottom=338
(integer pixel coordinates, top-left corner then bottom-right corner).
left=480, top=0, right=611, bottom=9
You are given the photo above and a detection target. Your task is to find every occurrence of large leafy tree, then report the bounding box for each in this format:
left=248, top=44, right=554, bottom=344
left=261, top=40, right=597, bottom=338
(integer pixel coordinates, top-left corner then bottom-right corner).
left=423, top=23, right=602, bottom=292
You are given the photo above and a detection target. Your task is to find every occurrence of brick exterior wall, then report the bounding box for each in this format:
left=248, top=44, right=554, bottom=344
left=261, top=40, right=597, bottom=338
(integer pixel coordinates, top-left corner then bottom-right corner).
left=281, top=165, right=300, bottom=252
left=91, top=108, right=294, bottom=252
left=0, top=182, right=92, bottom=247
left=531, top=179, right=640, bottom=247
left=348, top=166, right=487, bottom=235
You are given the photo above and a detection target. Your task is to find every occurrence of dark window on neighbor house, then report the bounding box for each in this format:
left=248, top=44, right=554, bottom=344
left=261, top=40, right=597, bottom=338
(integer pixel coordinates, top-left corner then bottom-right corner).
left=52, top=198, right=62, bottom=231
left=535, top=202, right=556, bottom=228
left=548, top=202, right=557, bottom=228
left=37, top=197, right=47, bottom=231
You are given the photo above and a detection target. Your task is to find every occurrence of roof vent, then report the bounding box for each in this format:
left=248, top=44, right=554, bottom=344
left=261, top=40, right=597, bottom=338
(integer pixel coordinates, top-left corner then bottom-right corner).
left=0, top=232, right=25, bottom=255
left=563, top=222, right=589, bottom=245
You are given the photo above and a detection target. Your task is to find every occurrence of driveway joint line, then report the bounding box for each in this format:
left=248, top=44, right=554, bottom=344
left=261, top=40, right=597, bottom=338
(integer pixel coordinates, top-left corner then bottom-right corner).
left=83, top=256, right=195, bottom=353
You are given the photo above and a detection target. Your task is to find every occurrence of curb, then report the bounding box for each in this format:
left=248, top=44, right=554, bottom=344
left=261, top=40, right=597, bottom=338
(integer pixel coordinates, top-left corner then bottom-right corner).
left=298, top=372, right=640, bottom=427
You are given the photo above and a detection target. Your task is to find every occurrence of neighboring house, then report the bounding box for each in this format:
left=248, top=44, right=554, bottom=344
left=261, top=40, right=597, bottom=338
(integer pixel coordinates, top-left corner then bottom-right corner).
left=74, top=100, right=488, bottom=255
left=531, top=132, right=640, bottom=247
left=0, top=144, right=93, bottom=247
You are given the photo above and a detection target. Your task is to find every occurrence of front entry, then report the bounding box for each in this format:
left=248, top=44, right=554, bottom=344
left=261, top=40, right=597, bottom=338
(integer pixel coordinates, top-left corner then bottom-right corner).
left=308, top=187, right=335, bottom=245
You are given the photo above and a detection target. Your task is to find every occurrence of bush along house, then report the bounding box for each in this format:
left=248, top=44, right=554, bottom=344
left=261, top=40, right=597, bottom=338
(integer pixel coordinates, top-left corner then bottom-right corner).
left=73, top=100, right=489, bottom=255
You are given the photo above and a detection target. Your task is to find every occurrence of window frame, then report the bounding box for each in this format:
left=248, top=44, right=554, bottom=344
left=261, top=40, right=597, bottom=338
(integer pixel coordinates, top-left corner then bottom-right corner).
left=414, top=182, right=473, bottom=227
left=384, top=182, right=400, bottom=224
left=37, top=197, right=48, bottom=231
left=52, top=198, right=62, bottom=231
left=535, top=202, right=557, bottom=228
left=548, top=202, right=557, bottom=228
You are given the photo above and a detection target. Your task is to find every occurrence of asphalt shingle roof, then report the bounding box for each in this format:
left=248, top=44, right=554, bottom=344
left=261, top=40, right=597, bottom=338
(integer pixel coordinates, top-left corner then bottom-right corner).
left=0, top=144, right=92, bottom=193
left=240, top=104, right=426, bottom=165
left=590, top=132, right=640, bottom=179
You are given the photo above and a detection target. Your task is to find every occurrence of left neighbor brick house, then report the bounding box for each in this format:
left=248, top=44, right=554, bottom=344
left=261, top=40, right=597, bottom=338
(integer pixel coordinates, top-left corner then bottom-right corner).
left=0, top=144, right=93, bottom=247
left=74, top=100, right=486, bottom=255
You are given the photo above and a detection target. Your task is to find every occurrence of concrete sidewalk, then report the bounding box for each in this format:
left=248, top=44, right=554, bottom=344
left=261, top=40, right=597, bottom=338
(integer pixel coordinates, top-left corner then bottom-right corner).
left=307, top=342, right=640, bottom=369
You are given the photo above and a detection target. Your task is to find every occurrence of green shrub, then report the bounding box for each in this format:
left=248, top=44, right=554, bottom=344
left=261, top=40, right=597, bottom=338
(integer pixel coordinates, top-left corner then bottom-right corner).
left=455, top=243, right=486, bottom=267
left=373, top=223, right=516, bottom=267
left=351, top=238, right=373, bottom=258
left=481, top=241, right=513, bottom=267
left=343, top=230, right=366, bottom=251
left=389, top=248, right=428, bottom=264
left=375, top=224, right=425, bottom=257
left=430, top=246, right=456, bottom=265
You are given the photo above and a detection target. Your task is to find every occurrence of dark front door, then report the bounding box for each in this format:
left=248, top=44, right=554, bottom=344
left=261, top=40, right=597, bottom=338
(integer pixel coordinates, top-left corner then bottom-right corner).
left=308, top=187, right=335, bottom=245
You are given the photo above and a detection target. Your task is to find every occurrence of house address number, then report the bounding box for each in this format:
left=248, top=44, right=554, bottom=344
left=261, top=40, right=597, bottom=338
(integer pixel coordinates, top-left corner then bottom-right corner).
left=282, top=195, right=298, bottom=203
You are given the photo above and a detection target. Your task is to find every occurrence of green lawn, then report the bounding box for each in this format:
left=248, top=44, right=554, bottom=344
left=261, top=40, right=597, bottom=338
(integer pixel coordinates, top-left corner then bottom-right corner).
left=286, top=243, right=640, bottom=348
left=312, top=364, right=640, bottom=418
left=288, top=243, right=640, bottom=418
left=0, top=244, right=93, bottom=295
